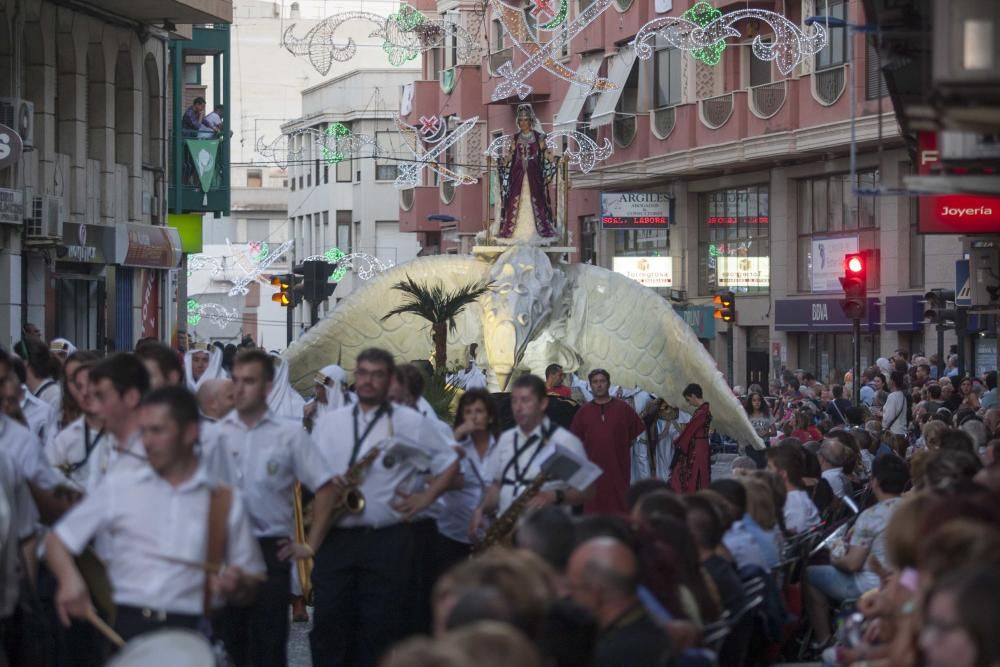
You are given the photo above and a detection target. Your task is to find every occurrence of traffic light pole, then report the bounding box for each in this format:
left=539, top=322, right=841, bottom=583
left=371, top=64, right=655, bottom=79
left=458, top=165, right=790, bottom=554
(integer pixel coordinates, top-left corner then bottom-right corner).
left=310, top=301, right=320, bottom=328
left=852, top=317, right=862, bottom=407
left=286, top=302, right=294, bottom=348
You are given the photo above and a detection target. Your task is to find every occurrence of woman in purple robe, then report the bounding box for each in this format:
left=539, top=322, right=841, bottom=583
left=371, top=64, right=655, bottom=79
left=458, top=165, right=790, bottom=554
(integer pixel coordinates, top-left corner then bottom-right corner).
left=496, top=105, right=559, bottom=244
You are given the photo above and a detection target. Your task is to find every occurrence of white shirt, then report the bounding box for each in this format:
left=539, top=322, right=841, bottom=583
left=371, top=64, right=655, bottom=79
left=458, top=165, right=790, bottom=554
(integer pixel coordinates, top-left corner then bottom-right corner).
left=213, top=410, right=331, bottom=537
left=198, top=111, right=222, bottom=139
left=821, top=468, right=849, bottom=499
left=54, top=464, right=265, bottom=615
left=487, top=419, right=588, bottom=514
left=21, top=388, right=58, bottom=445
left=783, top=489, right=821, bottom=534
left=436, top=435, right=498, bottom=544
left=93, top=429, right=150, bottom=486
left=33, top=379, right=62, bottom=414
left=0, top=414, right=64, bottom=493
left=46, top=416, right=107, bottom=493
left=311, top=403, right=458, bottom=529
left=882, top=390, right=908, bottom=436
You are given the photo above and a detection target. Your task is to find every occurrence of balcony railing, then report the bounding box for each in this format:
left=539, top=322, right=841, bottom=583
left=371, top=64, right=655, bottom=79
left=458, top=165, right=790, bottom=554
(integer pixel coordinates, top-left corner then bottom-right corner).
left=699, top=93, right=734, bottom=129
left=748, top=80, right=787, bottom=119
left=651, top=106, right=677, bottom=139
left=813, top=65, right=847, bottom=106
left=489, top=48, right=513, bottom=75
left=613, top=113, right=637, bottom=147
left=441, top=178, right=456, bottom=204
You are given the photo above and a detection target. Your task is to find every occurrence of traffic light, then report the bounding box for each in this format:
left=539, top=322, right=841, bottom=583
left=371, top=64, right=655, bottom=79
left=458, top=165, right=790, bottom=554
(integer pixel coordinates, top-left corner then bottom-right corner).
left=301, top=260, right=338, bottom=304
left=713, top=291, right=736, bottom=322
left=270, top=274, right=303, bottom=307
left=839, top=252, right=867, bottom=320
left=923, top=288, right=957, bottom=324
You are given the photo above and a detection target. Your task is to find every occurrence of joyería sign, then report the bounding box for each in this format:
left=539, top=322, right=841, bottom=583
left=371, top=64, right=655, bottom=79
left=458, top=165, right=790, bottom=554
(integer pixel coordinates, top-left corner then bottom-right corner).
left=918, top=131, right=1000, bottom=234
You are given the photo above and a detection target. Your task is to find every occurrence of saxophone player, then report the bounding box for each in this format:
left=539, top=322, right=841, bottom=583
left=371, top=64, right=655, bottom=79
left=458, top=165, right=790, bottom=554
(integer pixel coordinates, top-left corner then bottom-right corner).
left=470, top=374, right=596, bottom=541
left=284, top=348, right=458, bottom=667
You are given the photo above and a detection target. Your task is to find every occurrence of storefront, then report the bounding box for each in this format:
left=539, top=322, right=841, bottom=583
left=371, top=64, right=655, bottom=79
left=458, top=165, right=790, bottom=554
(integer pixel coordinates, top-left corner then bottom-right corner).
left=52, top=223, right=116, bottom=351
left=775, top=297, right=881, bottom=384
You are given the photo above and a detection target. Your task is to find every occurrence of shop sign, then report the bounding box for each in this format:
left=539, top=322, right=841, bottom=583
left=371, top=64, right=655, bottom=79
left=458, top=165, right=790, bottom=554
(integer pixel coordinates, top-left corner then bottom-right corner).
left=0, top=188, right=23, bottom=225
left=717, top=257, right=769, bottom=287
left=116, top=224, right=182, bottom=269
left=612, top=256, right=673, bottom=287
left=60, top=222, right=113, bottom=264
left=810, top=236, right=859, bottom=292
left=140, top=269, right=160, bottom=339
left=0, top=123, right=23, bottom=170
left=774, top=297, right=880, bottom=332
left=675, top=305, right=716, bottom=339
left=601, top=192, right=672, bottom=229
left=918, top=131, right=1000, bottom=234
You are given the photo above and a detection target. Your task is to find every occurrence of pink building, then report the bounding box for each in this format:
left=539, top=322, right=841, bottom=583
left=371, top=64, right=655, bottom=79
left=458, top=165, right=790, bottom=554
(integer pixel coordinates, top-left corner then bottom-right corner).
left=399, top=0, right=963, bottom=390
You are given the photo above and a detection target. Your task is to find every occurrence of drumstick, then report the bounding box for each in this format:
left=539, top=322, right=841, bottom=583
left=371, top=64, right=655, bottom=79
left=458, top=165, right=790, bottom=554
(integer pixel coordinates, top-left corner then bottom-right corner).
left=85, top=606, right=125, bottom=648
left=145, top=552, right=268, bottom=582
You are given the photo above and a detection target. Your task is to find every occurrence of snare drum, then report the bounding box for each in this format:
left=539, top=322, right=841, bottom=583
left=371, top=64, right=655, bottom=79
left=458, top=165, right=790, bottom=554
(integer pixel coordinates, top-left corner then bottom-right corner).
left=105, top=629, right=216, bottom=667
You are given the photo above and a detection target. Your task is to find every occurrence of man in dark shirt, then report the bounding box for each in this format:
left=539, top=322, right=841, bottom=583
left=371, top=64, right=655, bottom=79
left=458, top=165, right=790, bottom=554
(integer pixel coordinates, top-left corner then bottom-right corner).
left=182, top=97, right=206, bottom=137
left=826, top=384, right=853, bottom=426
left=567, top=538, right=673, bottom=667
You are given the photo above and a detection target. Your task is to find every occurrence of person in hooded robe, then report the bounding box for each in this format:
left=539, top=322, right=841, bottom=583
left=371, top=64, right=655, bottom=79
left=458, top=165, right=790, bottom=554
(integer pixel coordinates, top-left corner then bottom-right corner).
left=183, top=342, right=224, bottom=392
left=48, top=338, right=77, bottom=367
left=266, top=354, right=306, bottom=421
left=630, top=395, right=691, bottom=483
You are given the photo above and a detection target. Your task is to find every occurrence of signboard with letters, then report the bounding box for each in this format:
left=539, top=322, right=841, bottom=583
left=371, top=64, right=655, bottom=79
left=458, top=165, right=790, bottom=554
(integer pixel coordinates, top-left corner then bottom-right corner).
left=774, top=297, right=880, bottom=333
left=116, top=224, right=182, bottom=269
left=612, top=256, right=673, bottom=287
left=810, top=236, right=859, bottom=292
left=60, top=222, right=114, bottom=264
left=0, top=188, right=23, bottom=226
left=717, top=256, right=769, bottom=287
left=601, top=192, right=672, bottom=229
left=0, top=122, right=23, bottom=170
left=918, top=131, right=1000, bottom=234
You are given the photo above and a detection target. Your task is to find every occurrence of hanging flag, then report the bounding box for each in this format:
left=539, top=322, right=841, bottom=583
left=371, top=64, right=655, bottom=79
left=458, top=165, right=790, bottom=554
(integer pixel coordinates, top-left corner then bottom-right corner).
left=186, top=139, right=220, bottom=193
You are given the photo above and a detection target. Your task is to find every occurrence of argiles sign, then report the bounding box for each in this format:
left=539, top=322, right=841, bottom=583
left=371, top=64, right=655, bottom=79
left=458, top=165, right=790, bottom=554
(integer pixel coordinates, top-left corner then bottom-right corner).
left=601, top=192, right=673, bottom=229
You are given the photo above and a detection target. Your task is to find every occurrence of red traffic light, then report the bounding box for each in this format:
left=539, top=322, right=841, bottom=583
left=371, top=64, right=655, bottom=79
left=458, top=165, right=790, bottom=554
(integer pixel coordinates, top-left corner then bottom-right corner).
left=845, top=254, right=864, bottom=274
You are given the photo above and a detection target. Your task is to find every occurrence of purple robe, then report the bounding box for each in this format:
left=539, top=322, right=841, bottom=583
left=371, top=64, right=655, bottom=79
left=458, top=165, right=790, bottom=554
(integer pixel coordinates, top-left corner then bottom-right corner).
left=498, top=131, right=558, bottom=239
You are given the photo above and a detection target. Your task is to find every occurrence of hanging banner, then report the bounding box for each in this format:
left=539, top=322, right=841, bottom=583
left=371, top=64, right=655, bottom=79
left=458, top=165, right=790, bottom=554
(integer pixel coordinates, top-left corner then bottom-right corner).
left=810, top=236, right=859, bottom=292
left=186, top=139, right=221, bottom=193
left=140, top=269, right=160, bottom=339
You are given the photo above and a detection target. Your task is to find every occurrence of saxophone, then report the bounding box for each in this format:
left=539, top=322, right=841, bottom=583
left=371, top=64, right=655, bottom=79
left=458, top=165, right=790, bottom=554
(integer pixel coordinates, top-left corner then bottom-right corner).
left=329, top=446, right=382, bottom=524
left=472, top=473, right=551, bottom=554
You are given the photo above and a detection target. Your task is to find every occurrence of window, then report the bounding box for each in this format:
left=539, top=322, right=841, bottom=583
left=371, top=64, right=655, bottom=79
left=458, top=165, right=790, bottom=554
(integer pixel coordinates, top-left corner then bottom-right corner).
left=796, top=170, right=881, bottom=291
left=336, top=154, right=352, bottom=182
left=246, top=169, right=262, bottom=188
left=336, top=210, right=352, bottom=252
left=375, top=131, right=399, bottom=181
left=865, top=36, right=889, bottom=99
left=749, top=40, right=772, bottom=87
left=580, top=216, right=598, bottom=264
left=183, top=63, right=201, bottom=84
left=322, top=211, right=330, bottom=252
left=615, top=228, right=668, bottom=256
left=324, top=165, right=329, bottom=184
left=444, top=12, right=459, bottom=68
left=559, top=21, right=570, bottom=59
left=698, top=186, right=771, bottom=296
left=430, top=45, right=443, bottom=81
left=580, top=93, right=599, bottom=141
left=815, top=1, right=847, bottom=70
left=613, top=62, right=639, bottom=146
left=797, top=332, right=881, bottom=384
left=654, top=42, right=682, bottom=108
left=491, top=19, right=505, bottom=51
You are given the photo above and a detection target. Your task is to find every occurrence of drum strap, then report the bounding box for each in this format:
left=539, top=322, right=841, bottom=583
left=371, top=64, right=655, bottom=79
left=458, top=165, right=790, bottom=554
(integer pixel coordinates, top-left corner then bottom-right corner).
left=204, top=485, right=232, bottom=615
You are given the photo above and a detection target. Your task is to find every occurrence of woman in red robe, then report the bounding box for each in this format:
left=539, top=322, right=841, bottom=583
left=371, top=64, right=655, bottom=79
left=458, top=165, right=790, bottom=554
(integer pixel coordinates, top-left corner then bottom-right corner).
left=669, top=383, right=712, bottom=494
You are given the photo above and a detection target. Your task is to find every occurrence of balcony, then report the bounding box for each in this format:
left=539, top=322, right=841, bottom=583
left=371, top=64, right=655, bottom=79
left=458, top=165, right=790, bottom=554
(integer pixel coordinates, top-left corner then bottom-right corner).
left=699, top=92, right=735, bottom=129
left=89, top=0, right=232, bottom=24
left=650, top=106, right=677, bottom=139
left=813, top=65, right=847, bottom=106
left=488, top=48, right=513, bottom=77
left=748, top=81, right=787, bottom=119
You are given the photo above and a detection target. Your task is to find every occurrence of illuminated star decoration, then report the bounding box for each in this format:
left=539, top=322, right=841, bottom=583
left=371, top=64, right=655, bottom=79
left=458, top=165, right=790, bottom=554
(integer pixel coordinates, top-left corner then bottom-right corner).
left=393, top=115, right=480, bottom=190
left=301, top=248, right=393, bottom=282
left=283, top=4, right=481, bottom=75
left=631, top=6, right=827, bottom=76
left=187, top=300, right=241, bottom=328
left=485, top=129, right=612, bottom=174
left=490, top=0, right=618, bottom=101
left=228, top=239, right=294, bottom=296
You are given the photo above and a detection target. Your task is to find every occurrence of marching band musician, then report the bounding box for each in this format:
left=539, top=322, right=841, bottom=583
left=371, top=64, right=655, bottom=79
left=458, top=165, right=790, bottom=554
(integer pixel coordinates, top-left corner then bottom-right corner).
left=211, top=350, right=331, bottom=667
left=46, top=360, right=104, bottom=493
left=44, top=386, right=264, bottom=643
left=282, top=348, right=458, bottom=667
left=470, top=374, right=596, bottom=539
left=87, top=355, right=154, bottom=484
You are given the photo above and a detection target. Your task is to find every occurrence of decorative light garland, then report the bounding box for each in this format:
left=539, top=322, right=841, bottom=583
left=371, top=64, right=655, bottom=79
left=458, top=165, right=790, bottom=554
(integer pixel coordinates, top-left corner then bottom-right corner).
left=187, top=299, right=242, bottom=328
left=283, top=4, right=481, bottom=75
left=631, top=7, right=828, bottom=76
left=228, top=239, right=294, bottom=297
left=300, top=249, right=393, bottom=282
left=393, top=114, right=480, bottom=190
left=484, top=130, right=612, bottom=174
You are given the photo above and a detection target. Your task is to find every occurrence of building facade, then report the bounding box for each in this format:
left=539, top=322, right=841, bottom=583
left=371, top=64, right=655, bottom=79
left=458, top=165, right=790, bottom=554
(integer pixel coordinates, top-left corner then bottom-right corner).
left=0, top=0, right=232, bottom=351
left=399, top=0, right=966, bottom=389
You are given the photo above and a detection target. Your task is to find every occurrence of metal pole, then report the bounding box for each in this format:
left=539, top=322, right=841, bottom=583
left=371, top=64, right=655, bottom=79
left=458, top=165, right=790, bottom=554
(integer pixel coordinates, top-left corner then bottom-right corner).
left=853, top=317, right=862, bottom=406
left=957, top=309, right=967, bottom=378
left=937, top=324, right=945, bottom=379
left=286, top=302, right=293, bottom=348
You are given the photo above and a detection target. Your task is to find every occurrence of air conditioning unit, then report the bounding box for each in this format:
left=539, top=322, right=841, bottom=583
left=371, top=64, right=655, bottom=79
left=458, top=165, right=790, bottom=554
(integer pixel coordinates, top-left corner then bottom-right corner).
left=25, top=195, right=64, bottom=243
left=0, top=97, right=34, bottom=148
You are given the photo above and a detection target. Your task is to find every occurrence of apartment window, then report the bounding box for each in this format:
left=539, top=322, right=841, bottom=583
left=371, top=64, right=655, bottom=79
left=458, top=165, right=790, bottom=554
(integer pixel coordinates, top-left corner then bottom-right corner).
left=324, top=165, right=329, bottom=184
left=749, top=40, right=772, bottom=87
left=336, top=155, right=352, bottom=182
left=580, top=216, right=598, bottom=264
left=796, top=170, right=881, bottom=291
left=314, top=158, right=320, bottom=185
left=444, top=12, right=459, bottom=68
left=430, top=46, right=443, bottom=81
left=491, top=19, right=504, bottom=51
left=698, top=186, right=771, bottom=296
left=307, top=171, right=311, bottom=187
left=654, top=42, right=682, bottom=108
left=336, top=210, right=352, bottom=252
left=246, top=169, right=263, bottom=188
left=865, top=36, right=889, bottom=99
left=183, top=63, right=201, bottom=84
left=815, top=0, right=847, bottom=70
left=375, top=131, right=398, bottom=181
left=322, top=211, right=330, bottom=252
left=613, top=62, right=639, bottom=147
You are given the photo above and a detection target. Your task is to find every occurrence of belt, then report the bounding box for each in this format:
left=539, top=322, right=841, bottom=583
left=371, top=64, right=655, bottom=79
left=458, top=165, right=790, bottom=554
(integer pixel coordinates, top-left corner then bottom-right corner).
left=116, top=604, right=201, bottom=627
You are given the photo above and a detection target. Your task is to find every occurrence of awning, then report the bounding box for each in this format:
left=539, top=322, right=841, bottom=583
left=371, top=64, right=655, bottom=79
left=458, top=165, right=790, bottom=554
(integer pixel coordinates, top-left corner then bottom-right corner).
left=553, top=53, right=605, bottom=133
left=590, top=46, right=637, bottom=129
left=115, top=224, right=183, bottom=269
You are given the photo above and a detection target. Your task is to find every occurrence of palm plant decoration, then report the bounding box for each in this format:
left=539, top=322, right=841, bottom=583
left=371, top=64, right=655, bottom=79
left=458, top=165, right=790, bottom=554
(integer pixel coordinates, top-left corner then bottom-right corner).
left=382, top=276, right=493, bottom=372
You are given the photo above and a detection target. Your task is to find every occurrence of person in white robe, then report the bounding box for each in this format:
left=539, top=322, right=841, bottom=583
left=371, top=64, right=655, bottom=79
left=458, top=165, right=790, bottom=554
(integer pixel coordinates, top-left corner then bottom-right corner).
left=183, top=342, right=224, bottom=392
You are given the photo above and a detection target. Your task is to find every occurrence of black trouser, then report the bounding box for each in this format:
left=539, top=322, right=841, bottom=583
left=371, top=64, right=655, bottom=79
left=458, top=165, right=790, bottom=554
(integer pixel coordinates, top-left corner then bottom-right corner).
left=310, top=523, right=415, bottom=667
left=433, top=534, right=472, bottom=584
left=407, top=518, right=438, bottom=636
left=114, top=605, right=201, bottom=642
left=219, top=537, right=290, bottom=667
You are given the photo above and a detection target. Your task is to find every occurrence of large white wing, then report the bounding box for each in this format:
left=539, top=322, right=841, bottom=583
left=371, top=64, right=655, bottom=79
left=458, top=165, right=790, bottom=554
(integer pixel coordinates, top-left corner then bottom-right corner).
left=283, top=255, right=491, bottom=392
left=562, top=263, right=763, bottom=448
